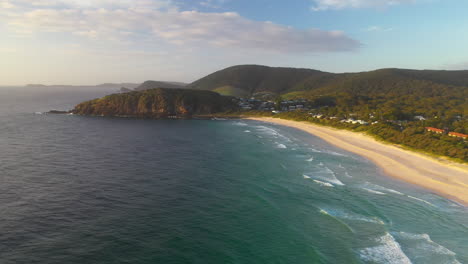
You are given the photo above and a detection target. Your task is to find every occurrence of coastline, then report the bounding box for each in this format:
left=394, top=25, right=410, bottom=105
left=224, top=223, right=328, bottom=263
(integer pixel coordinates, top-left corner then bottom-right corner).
left=247, top=117, right=468, bottom=206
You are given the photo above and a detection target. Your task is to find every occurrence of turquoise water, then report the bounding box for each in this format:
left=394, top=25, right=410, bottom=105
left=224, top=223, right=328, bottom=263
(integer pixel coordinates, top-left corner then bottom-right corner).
left=0, top=87, right=467, bottom=263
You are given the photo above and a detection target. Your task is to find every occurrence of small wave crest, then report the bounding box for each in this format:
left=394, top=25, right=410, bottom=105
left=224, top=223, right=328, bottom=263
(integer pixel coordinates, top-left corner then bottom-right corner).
left=325, top=150, right=349, bottom=157
left=232, top=121, right=248, bottom=126
left=308, top=163, right=345, bottom=186
left=407, top=195, right=435, bottom=207
left=362, top=188, right=386, bottom=195
left=244, top=130, right=251, bottom=133
left=309, top=147, right=323, bottom=153
left=313, top=179, right=334, bottom=187
left=275, top=143, right=287, bottom=149
left=363, top=183, right=404, bottom=195
left=256, top=125, right=292, bottom=142
left=319, top=208, right=385, bottom=225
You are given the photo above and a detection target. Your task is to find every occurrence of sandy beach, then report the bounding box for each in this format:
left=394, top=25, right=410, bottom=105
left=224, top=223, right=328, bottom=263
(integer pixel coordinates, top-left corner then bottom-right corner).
left=248, top=117, right=468, bottom=206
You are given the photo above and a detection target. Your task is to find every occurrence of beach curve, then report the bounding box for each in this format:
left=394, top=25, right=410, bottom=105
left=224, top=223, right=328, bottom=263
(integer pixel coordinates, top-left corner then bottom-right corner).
left=247, top=117, right=468, bottom=206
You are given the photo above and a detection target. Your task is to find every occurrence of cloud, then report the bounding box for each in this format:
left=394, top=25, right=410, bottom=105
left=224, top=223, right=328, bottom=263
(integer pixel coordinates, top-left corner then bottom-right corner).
left=1, top=0, right=360, bottom=54
left=199, top=0, right=229, bottom=9
left=0, top=0, right=14, bottom=8
left=365, top=26, right=393, bottom=32
left=311, top=0, right=414, bottom=11
left=445, top=61, right=468, bottom=70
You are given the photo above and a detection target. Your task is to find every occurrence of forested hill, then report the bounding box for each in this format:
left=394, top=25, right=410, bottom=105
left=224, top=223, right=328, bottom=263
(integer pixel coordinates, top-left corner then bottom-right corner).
left=134, top=81, right=187, bottom=91
left=188, top=65, right=468, bottom=98
left=72, top=88, right=236, bottom=118
left=189, top=65, right=329, bottom=97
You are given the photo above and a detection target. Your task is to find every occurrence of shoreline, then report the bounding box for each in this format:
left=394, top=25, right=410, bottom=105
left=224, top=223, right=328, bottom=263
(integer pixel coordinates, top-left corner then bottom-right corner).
left=247, top=117, right=468, bottom=206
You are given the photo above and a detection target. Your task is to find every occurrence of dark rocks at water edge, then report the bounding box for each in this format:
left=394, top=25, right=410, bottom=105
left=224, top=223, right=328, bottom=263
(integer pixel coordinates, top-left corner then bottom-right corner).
left=72, top=88, right=238, bottom=119
left=47, top=110, right=71, bottom=114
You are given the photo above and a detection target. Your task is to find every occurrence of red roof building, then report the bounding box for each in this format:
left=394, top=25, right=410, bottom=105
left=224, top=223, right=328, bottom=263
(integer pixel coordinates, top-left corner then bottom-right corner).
left=448, top=132, right=468, bottom=139
left=425, top=127, right=445, bottom=134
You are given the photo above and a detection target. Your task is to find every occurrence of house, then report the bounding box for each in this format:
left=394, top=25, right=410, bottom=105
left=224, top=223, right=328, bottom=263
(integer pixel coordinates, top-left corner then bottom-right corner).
left=356, top=120, right=369, bottom=125
left=425, top=127, right=445, bottom=134
left=448, top=132, right=468, bottom=139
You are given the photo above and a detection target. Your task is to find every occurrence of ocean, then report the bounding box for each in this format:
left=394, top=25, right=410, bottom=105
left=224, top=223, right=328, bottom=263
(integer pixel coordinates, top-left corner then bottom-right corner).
left=0, top=86, right=466, bottom=264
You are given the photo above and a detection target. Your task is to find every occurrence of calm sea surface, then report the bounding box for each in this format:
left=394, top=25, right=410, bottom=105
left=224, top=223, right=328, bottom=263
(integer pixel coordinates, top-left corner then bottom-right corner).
left=0, top=87, right=467, bottom=264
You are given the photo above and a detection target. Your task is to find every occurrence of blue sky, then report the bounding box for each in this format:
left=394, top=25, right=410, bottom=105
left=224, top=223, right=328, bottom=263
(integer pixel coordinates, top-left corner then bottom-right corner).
left=1, top=0, right=468, bottom=85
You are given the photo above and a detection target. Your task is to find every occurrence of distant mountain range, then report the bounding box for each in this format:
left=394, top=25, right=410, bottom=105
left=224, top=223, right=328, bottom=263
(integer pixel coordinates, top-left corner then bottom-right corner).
left=26, top=83, right=141, bottom=89
left=133, top=81, right=187, bottom=91
left=187, top=65, right=468, bottom=98
left=120, top=65, right=468, bottom=100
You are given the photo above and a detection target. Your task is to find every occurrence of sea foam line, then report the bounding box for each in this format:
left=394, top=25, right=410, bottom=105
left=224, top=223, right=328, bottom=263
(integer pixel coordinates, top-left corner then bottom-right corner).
left=319, top=208, right=385, bottom=225
left=407, top=195, right=436, bottom=207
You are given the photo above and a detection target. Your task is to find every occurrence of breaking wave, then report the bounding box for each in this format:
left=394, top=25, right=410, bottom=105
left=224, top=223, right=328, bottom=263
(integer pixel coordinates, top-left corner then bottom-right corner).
left=359, top=233, right=412, bottom=264
left=232, top=121, right=248, bottom=126
left=393, top=232, right=461, bottom=264
left=305, top=163, right=345, bottom=186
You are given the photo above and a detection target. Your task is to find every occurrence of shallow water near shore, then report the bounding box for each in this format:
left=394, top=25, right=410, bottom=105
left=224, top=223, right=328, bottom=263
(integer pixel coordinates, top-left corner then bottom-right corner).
left=0, top=87, right=467, bottom=263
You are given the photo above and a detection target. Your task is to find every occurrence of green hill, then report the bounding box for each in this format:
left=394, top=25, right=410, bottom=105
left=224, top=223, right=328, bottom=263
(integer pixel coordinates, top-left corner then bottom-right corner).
left=73, top=88, right=237, bottom=118
left=189, top=65, right=327, bottom=96
left=189, top=65, right=468, bottom=98
left=134, top=80, right=187, bottom=91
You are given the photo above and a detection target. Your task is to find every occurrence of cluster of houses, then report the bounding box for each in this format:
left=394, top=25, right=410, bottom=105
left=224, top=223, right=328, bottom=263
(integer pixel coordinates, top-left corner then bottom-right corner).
left=237, top=98, right=467, bottom=140
left=425, top=127, right=468, bottom=140
left=238, top=98, right=310, bottom=111
left=309, top=114, right=380, bottom=126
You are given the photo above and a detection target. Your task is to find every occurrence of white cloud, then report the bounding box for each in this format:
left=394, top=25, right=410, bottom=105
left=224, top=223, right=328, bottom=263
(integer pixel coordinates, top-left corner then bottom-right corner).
left=365, top=26, right=393, bottom=32
left=0, top=0, right=14, bottom=8
left=445, top=61, right=468, bottom=70
left=199, top=0, right=229, bottom=9
left=1, top=0, right=359, bottom=54
left=311, top=0, right=414, bottom=11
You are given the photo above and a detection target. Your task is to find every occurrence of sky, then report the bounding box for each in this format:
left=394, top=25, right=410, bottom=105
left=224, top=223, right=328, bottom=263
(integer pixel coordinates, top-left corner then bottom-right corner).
left=1, top=0, right=468, bottom=85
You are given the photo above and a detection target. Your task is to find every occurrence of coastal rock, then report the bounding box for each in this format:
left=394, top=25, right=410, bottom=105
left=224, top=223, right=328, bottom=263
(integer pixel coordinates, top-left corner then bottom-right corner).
left=72, top=88, right=238, bottom=118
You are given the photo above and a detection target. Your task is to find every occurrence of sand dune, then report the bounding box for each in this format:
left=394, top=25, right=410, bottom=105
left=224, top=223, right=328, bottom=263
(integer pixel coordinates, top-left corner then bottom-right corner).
left=248, top=117, right=468, bottom=206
